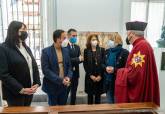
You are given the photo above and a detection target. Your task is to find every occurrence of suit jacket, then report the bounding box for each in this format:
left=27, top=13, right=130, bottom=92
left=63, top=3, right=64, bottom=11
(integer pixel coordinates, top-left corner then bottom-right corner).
left=67, top=44, right=81, bottom=78
left=0, top=43, right=41, bottom=99
left=41, top=45, right=72, bottom=95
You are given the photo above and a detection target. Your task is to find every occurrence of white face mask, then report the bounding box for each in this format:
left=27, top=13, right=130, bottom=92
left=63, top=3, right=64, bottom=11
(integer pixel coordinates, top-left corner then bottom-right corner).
left=91, top=40, right=98, bottom=47
left=61, top=38, right=69, bottom=47
left=107, top=40, right=116, bottom=48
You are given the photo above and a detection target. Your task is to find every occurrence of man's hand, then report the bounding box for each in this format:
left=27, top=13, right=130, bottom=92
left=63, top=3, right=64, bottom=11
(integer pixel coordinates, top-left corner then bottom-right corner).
left=63, top=77, right=71, bottom=86
left=21, top=88, right=35, bottom=95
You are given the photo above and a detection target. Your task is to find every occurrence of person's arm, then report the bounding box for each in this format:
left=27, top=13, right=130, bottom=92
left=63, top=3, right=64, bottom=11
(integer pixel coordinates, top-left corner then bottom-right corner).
left=83, top=49, right=92, bottom=76
left=122, top=50, right=129, bottom=67
left=101, top=49, right=108, bottom=71
left=99, top=48, right=105, bottom=74
left=41, top=49, right=63, bottom=85
left=114, top=49, right=129, bottom=74
left=32, top=59, right=41, bottom=86
left=26, top=46, right=41, bottom=86
left=95, top=48, right=105, bottom=82
left=70, top=46, right=83, bottom=64
left=117, top=50, right=147, bottom=86
left=115, top=50, right=146, bottom=103
left=66, top=49, right=73, bottom=79
left=0, top=46, right=24, bottom=95
left=115, top=58, right=145, bottom=103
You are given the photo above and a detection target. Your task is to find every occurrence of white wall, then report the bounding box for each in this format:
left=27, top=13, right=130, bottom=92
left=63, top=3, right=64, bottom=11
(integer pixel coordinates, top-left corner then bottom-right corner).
left=57, top=0, right=123, bottom=33
left=154, top=48, right=165, bottom=109
left=42, top=0, right=131, bottom=46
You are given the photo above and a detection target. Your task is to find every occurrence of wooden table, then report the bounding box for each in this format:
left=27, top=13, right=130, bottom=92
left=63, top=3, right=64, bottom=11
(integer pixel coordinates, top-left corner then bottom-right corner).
left=0, top=102, right=163, bottom=114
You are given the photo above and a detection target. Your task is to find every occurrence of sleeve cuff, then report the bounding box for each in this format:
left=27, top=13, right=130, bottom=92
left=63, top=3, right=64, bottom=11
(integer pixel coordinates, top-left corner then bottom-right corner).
left=19, top=88, right=24, bottom=94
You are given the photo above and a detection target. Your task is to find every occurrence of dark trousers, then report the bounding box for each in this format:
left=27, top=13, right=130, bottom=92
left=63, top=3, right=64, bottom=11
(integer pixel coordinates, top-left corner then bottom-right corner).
left=87, top=94, right=101, bottom=104
left=67, top=76, right=79, bottom=105
left=106, top=88, right=114, bottom=103
left=47, top=88, right=68, bottom=106
left=6, top=95, right=33, bottom=106
left=105, top=80, right=115, bottom=103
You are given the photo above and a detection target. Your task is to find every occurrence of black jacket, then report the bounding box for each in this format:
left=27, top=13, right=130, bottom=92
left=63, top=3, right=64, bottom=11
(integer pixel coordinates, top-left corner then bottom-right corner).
left=83, top=46, right=105, bottom=94
left=0, top=43, right=41, bottom=99
left=67, top=44, right=81, bottom=77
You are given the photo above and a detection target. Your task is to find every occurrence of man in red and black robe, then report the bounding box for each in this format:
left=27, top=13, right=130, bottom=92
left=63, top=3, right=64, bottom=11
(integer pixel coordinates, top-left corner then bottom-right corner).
left=115, top=21, right=160, bottom=106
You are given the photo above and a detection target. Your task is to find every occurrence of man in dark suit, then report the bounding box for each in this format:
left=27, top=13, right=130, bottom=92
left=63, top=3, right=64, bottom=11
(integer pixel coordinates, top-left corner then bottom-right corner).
left=66, top=29, right=83, bottom=105
left=41, top=29, right=72, bottom=106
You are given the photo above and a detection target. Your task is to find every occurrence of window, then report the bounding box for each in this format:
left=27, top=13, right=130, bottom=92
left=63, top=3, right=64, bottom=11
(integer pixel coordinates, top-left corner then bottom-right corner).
left=131, top=1, right=147, bottom=21
left=0, top=0, right=42, bottom=65
left=131, top=0, right=165, bottom=47
left=147, top=2, right=164, bottom=47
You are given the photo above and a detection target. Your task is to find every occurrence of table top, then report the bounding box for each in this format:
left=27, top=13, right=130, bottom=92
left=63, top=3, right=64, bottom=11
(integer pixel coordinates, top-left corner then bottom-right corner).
left=0, top=102, right=161, bottom=114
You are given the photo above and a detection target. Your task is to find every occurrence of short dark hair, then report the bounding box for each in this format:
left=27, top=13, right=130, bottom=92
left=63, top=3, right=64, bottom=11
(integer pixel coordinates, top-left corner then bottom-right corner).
left=53, top=29, right=65, bottom=42
left=67, top=28, right=77, bottom=34
left=5, top=21, right=26, bottom=47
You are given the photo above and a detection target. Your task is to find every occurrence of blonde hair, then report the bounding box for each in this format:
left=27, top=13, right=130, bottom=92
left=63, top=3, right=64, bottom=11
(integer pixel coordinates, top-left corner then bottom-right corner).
left=109, top=32, right=123, bottom=45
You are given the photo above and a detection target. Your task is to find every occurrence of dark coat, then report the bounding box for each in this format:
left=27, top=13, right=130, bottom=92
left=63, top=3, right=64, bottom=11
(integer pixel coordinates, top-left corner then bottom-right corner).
left=104, top=47, right=129, bottom=75
left=0, top=43, right=41, bottom=100
left=66, top=44, right=81, bottom=78
left=41, top=45, right=73, bottom=95
left=103, top=46, right=129, bottom=91
left=83, top=46, right=105, bottom=95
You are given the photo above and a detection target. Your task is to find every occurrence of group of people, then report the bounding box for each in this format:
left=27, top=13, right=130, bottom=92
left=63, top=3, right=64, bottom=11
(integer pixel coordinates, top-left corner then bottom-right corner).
left=0, top=20, right=160, bottom=107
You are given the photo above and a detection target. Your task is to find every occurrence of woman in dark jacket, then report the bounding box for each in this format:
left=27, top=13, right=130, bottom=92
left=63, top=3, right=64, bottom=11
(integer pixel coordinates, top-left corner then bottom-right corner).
left=103, top=33, right=129, bottom=103
left=0, top=21, right=41, bottom=106
left=83, top=34, right=105, bottom=104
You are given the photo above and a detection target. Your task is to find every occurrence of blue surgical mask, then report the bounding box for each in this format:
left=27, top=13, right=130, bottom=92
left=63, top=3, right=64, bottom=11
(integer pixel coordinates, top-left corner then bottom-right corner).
left=69, top=37, right=77, bottom=44
left=107, top=40, right=116, bottom=48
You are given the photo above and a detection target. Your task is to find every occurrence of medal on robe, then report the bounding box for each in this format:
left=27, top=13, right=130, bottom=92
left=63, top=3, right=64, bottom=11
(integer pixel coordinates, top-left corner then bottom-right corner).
left=131, top=51, right=145, bottom=68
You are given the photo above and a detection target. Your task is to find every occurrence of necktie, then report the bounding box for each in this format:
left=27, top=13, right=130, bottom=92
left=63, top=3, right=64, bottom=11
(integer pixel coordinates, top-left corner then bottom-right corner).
left=72, top=45, right=74, bottom=50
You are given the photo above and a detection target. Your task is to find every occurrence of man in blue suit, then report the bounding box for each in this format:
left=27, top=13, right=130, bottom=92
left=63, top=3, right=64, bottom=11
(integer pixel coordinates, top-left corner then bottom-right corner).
left=41, top=29, right=72, bottom=106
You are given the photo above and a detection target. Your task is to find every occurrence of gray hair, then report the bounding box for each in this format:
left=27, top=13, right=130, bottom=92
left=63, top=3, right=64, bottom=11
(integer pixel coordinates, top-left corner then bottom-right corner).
left=130, top=30, right=144, bottom=36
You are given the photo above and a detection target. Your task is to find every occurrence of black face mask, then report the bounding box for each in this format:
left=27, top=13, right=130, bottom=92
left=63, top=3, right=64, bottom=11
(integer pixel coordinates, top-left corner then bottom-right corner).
left=126, top=37, right=130, bottom=45
left=19, top=31, right=28, bottom=41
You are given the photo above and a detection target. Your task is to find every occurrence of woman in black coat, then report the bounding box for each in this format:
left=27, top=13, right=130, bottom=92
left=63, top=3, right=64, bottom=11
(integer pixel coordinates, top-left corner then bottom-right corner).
left=0, top=21, right=41, bottom=106
left=83, top=34, right=105, bottom=104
